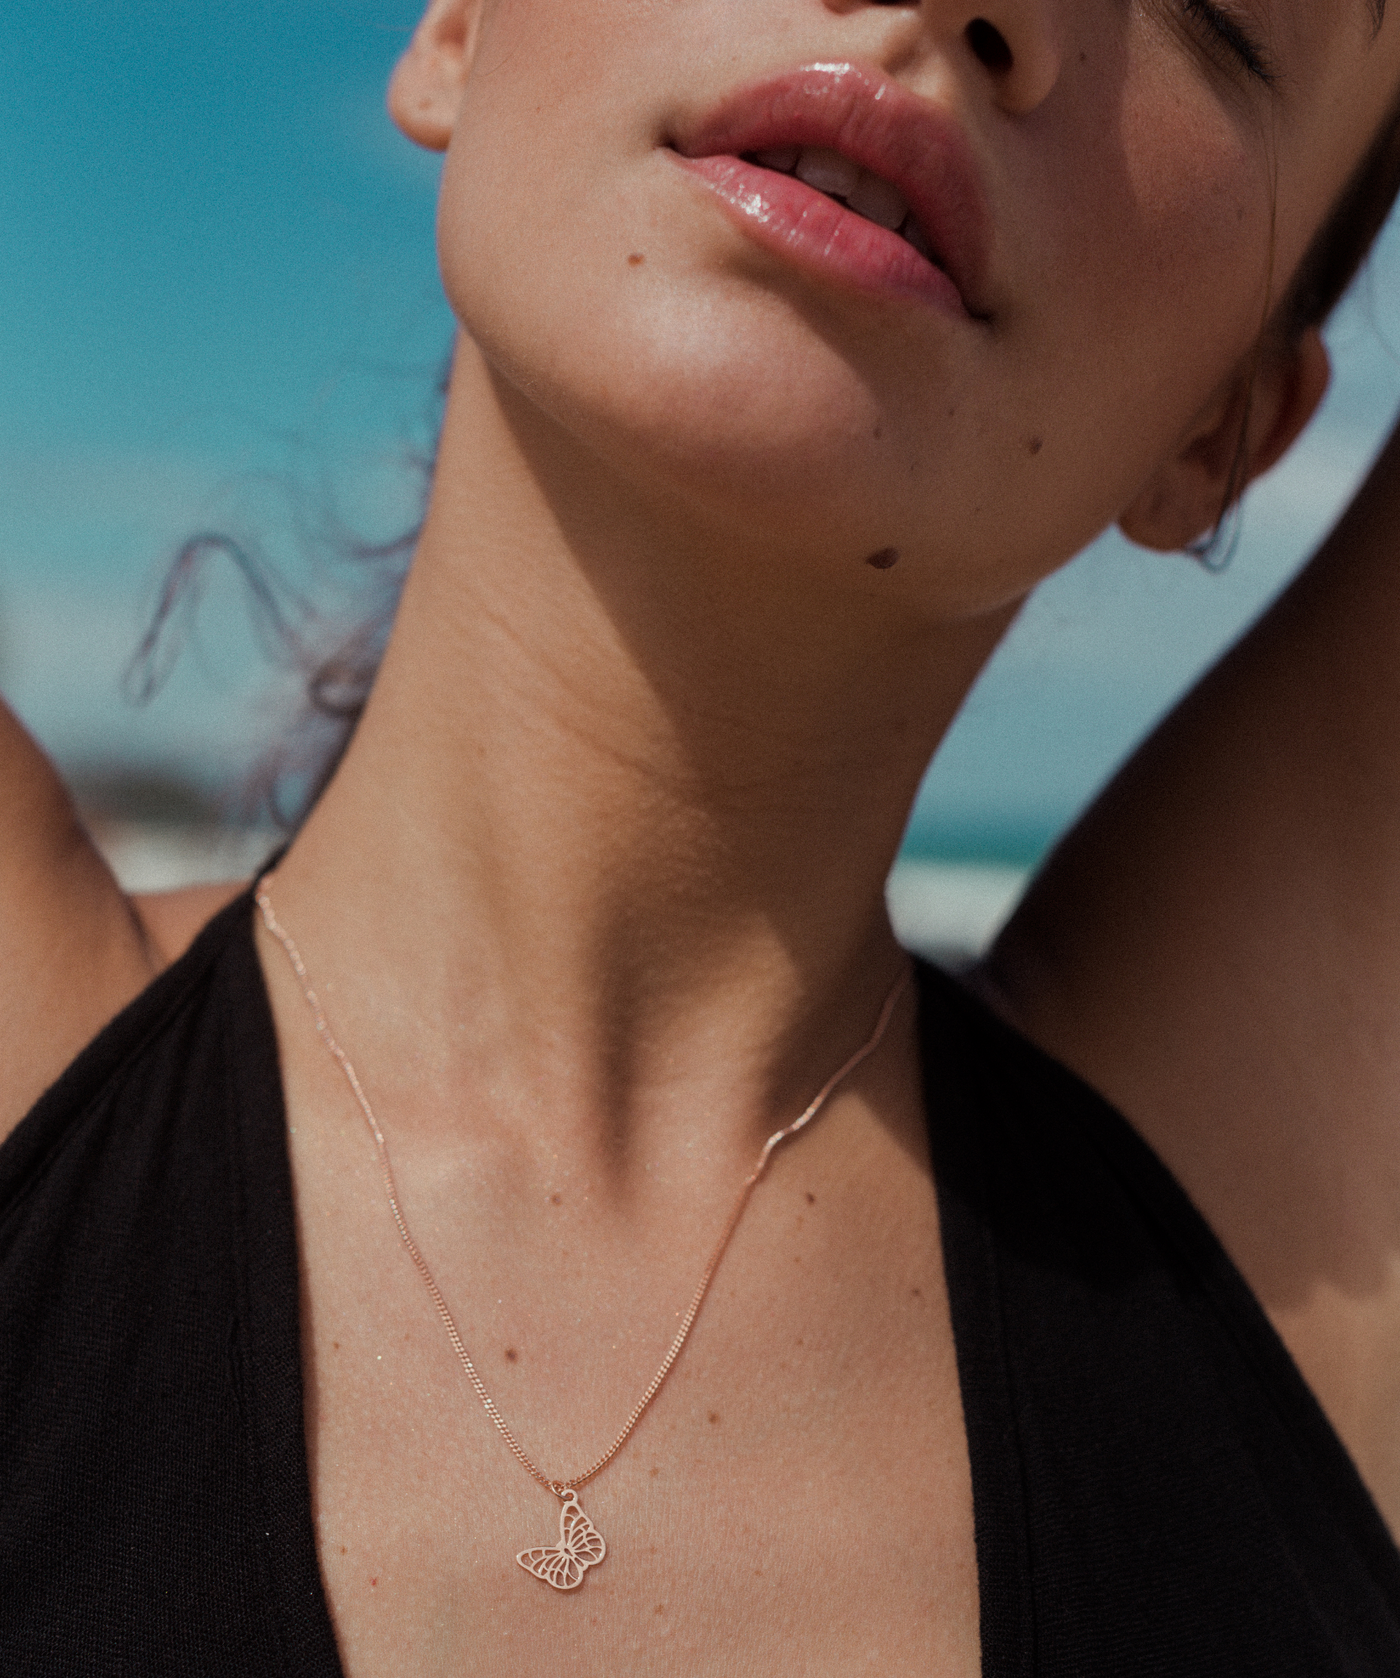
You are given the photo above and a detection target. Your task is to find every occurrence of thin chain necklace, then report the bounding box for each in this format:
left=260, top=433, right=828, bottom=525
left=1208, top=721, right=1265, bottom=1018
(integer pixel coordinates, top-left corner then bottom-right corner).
left=256, top=875, right=908, bottom=1591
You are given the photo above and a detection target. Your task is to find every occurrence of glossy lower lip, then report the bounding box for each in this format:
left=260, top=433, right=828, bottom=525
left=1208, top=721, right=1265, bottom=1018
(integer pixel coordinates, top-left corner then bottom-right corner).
left=672, top=152, right=966, bottom=314
left=673, top=63, right=992, bottom=319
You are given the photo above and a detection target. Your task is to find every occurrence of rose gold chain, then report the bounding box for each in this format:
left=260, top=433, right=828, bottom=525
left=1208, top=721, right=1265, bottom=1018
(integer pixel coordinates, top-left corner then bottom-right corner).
left=255, top=875, right=908, bottom=1497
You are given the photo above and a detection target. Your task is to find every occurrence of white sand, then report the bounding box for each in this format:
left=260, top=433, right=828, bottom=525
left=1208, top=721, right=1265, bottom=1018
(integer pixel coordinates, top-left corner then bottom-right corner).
left=885, top=860, right=1029, bottom=963
left=90, top=822, right=281, bottom=896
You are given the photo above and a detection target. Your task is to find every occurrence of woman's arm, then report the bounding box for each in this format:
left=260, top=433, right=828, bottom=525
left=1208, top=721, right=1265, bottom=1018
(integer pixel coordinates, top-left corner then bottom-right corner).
left=0, top=700, right=242, bottom=1145
left=986, top=418, right=1400, bottom=1526
left=0, top=701, right=158, bottom=1139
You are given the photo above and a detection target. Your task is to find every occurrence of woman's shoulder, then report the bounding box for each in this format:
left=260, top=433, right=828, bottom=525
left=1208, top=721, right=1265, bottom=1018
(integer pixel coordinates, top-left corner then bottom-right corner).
left=0, top=702, right=244, bottom=1147
left=914, top=957, right=1400, bottom=1669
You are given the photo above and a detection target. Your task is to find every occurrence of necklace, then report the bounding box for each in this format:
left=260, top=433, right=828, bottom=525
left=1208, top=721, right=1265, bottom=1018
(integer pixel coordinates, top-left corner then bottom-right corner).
left=256, top=876, right=908, bottom=1590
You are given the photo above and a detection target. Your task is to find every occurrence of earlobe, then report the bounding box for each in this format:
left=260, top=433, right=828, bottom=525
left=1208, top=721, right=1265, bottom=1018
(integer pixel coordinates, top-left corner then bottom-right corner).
left=388, top=0, right=480, bottom=153
left=1119, top=329, right=1331, bottom=554
left=1248, top=328, right=1332, bottom=483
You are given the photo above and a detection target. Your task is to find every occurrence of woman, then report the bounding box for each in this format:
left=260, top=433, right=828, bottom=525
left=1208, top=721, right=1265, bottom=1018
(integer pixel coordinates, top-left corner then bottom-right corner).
left=5, top=1, right=1400, bottom=1672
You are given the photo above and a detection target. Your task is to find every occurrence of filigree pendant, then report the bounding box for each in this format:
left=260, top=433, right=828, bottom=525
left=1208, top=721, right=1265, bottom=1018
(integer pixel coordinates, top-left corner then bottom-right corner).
left=516, top=1489, right=607, bottom=1590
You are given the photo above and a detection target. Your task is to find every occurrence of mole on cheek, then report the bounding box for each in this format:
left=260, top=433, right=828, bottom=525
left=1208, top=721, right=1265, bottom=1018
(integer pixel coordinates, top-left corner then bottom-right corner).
left=864, top=547, right=900, bottom=571
left=628, top=252, right=645, bottom=266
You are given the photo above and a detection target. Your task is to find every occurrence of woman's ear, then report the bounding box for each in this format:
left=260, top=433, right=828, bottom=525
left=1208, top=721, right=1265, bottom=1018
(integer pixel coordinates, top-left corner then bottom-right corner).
left=388, top=0, right=481, bottom=153
left=1119, top=328, right=1331, bottom=553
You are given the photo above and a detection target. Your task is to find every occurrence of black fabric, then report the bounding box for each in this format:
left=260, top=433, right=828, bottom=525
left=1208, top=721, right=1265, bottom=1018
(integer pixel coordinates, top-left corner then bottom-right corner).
left=0, top=892, right=341, bottom=1677
left=920, top=965, right=1400, bottom=1675
left=1, top=892, right=1398, bottom=1673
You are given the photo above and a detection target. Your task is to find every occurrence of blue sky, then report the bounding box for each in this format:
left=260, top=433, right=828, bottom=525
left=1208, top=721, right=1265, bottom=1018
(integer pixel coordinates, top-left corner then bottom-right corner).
left=4, top=3, right=1400, bottom=858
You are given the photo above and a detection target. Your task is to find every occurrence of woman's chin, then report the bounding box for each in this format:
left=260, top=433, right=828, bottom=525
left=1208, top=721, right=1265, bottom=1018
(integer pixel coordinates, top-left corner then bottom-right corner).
left=465, top=309, right=907, bottom=540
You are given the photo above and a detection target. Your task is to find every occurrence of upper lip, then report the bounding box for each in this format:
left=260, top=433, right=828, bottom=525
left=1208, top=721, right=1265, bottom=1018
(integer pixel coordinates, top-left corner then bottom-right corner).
left=672, top=62, right=992, bottom=316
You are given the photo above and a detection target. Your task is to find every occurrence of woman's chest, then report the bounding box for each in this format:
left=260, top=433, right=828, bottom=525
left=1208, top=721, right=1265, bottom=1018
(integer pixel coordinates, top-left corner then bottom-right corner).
left=291, top=1120, right=981, bottom=1677
left=308, top=1406, right=980, bottom=1677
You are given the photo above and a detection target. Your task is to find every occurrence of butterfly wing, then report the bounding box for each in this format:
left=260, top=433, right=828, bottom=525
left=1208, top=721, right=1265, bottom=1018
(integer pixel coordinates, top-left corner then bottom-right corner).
left=560, top=1502, right=607, bottom=1569
left=517, top=1544, right=587, bottom=1589
left=516, top=1498, right=607, bottom=1589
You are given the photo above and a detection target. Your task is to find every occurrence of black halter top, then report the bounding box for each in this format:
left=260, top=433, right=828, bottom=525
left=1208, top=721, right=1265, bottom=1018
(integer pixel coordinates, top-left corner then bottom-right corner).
left=2, top=890, right=1398, bottom=1674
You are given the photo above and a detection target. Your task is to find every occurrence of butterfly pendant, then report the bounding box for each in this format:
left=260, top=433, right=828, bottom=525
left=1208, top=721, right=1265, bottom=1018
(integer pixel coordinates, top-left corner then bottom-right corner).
left=516, top=1489, right=607, bottom=1591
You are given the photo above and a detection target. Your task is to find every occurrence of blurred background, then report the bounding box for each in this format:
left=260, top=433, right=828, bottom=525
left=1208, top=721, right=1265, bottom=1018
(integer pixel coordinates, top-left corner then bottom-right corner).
left=5, top=1, right=1400, bottom=958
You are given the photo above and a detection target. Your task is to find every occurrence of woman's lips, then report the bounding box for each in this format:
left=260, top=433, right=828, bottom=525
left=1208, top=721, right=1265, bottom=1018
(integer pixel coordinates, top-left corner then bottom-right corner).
left=672, top=63, right=992, bottom=319
left=672, top=152, right=968, bottom=314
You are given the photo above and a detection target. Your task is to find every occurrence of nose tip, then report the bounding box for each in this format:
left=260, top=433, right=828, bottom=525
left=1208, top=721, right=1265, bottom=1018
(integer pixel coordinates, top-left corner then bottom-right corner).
left=962, top=9, right=1062, bottom=114
left=840, top=0, right=1064, bottom=115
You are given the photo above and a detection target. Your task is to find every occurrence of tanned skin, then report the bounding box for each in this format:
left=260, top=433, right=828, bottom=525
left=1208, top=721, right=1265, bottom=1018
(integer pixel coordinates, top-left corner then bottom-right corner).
left=7, top=0, right=1400, bottom=1672
left=987, top=420, right=1400, bottom=1545
left=0, top=703, right=241, bottom=1134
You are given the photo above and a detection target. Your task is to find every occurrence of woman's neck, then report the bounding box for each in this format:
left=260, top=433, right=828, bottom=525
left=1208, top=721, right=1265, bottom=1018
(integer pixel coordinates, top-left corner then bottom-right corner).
left=275, top=339, right=1015, bottom=1171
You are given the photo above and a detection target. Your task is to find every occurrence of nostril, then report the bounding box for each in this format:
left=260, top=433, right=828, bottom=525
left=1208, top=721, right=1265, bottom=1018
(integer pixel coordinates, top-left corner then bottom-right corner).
left=966, top=18, right=1014, bottom=73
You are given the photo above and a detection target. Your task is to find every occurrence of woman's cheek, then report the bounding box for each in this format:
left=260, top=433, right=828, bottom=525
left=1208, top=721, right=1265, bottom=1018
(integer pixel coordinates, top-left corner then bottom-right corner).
left=1024, top=80, right=1275, bottom=529
left=1097, top=69, right=1274, bottom=386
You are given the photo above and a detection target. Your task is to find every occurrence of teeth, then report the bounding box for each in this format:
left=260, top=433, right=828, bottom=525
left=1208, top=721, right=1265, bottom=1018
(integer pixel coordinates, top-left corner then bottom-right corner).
left=846, top=171, right=910, bottom=232
left=794, top=147, right=862, bottom=199
left=751, top=144, right=931, bottom=258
